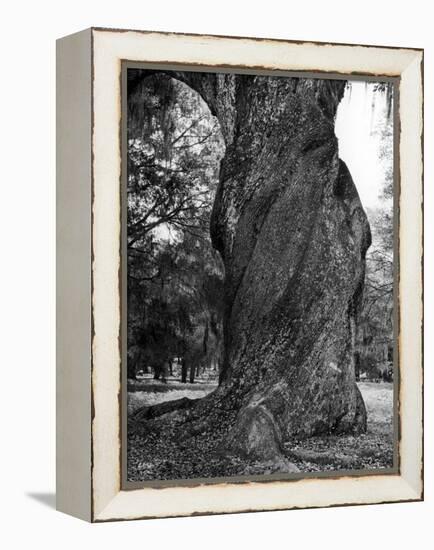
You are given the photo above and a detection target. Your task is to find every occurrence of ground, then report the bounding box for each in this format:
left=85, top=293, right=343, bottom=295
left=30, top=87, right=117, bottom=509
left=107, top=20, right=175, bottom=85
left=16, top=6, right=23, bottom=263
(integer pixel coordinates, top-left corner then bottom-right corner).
left=284, top=382, right=394, bottom=472
left=127, top=377, right=394, bottom=481
left=127, top=378, right=215, bottom=416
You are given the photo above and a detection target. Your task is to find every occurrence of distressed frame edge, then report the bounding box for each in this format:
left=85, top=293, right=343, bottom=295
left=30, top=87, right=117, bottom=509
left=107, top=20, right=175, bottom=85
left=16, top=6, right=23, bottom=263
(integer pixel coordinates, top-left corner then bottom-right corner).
left=56, top=27, right=93, bottom=522
left=95, top=482, right=422, bottom=523
left=396, top=52, right=424, bottom=500
left=91, top=25, right=424, bottom=54
left=88, top=29, right=423, bottom=522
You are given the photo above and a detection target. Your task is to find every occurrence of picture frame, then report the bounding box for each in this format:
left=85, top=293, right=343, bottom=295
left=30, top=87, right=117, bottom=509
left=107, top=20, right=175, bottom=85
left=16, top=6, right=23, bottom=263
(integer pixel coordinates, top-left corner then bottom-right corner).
left=56, top=27, right=423, bottom=522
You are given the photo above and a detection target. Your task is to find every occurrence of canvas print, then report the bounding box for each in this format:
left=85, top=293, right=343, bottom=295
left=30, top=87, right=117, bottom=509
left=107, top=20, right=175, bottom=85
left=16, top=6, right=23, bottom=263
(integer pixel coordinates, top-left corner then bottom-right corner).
left=125, top=67, right=395, bottom=483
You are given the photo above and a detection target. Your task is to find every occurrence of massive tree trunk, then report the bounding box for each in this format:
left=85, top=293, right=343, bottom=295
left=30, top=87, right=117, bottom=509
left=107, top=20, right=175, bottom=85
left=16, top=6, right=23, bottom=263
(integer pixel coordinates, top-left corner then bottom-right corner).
left=130, top=72, right=371, bottom=471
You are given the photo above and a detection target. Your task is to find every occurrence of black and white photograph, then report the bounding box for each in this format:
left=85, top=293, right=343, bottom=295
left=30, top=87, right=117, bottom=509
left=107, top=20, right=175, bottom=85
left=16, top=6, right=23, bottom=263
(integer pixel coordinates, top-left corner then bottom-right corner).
left=1, top=0, right=429, bottom=539
left=125, top=67, right=396, bottom=483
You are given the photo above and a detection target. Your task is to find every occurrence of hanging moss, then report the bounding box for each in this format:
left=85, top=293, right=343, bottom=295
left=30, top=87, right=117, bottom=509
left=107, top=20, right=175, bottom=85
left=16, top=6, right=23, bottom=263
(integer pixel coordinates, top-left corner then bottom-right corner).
left=373, top=81, right=394, bottom=120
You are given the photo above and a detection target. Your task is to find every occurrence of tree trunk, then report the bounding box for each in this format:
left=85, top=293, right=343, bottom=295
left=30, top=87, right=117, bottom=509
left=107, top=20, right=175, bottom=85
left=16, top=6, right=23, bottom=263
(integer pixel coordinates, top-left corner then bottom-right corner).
left=189, top=362, right=195, bottom=384
left=193, top=75, right=370, bottom=462
left=127, top=361, right=136, bottom=380
left=131, top=72, right=371, bottom=468
left=181, top=358, right=188, bottom=384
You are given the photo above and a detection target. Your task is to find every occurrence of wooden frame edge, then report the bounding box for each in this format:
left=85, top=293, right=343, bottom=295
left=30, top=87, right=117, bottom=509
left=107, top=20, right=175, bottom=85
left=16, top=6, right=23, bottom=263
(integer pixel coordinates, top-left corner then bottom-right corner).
left=87, top=29, right=423, bottom=522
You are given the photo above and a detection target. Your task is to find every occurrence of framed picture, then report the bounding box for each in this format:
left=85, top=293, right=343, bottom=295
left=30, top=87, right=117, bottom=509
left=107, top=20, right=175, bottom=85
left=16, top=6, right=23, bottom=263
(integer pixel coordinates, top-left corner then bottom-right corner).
left=56, top=27, right=423, bottom=522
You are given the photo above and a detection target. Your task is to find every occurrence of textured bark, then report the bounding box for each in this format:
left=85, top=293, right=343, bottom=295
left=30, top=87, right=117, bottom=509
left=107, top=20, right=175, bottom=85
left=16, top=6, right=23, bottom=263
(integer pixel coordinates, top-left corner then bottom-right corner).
left=192, top=75, right=370, bottom=460
left=181, top=358, right=188, bottom=384
left=131, top=72, right=371, bottom=467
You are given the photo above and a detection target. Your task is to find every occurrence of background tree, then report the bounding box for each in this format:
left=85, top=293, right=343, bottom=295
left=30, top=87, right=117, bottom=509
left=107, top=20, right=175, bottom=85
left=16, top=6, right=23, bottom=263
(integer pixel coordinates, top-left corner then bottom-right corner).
left=356, top=84, right=394, bottom=381
left=127, top=74, right=225, bottom=382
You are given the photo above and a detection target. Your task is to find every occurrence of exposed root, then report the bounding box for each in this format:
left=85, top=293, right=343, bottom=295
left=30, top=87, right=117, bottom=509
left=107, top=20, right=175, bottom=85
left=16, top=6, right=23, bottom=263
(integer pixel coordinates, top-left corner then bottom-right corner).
left=220, top=399, right=299, bottom=472
left=132, top=396, right=195, bottom=422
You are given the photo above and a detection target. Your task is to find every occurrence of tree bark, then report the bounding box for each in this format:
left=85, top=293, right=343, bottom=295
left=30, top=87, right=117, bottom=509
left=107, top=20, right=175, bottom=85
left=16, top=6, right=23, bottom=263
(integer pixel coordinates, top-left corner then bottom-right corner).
left=131, top=72, right=371, bottom=468
left=190, top=75, right=370, bottom=462
left=181, top=358, right=188, bottom=384
left=189, top=362, right=195, bottom=384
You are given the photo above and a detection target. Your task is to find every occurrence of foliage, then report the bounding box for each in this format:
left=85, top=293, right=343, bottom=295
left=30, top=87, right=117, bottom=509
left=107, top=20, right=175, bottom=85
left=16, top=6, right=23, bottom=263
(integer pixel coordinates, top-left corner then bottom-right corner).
left=127, top=72, right=225, bottom=381
left=356, top=86, right=394, bottom=378
left=127, top=381, right=393, bottom=480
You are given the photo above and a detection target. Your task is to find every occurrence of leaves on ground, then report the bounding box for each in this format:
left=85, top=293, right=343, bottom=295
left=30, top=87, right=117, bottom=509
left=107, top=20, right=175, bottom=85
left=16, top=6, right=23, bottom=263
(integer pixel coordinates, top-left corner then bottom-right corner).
left=127, top=381, right=394, bottom=481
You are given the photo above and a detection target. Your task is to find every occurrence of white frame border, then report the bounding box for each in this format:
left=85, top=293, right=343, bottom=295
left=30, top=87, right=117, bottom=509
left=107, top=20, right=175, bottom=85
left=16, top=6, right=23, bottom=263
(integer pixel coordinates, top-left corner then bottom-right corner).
left=91, top=28, right=423, bottom=522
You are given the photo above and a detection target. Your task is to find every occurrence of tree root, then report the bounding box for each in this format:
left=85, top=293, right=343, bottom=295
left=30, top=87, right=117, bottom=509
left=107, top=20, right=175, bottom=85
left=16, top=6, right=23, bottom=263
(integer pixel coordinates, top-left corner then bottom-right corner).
left=132, top=396, right=195, bottom=422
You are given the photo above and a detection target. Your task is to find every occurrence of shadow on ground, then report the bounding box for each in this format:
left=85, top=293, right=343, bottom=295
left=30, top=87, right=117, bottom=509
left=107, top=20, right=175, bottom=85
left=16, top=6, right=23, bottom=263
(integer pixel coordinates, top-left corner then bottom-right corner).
left=26, top=492, right=56, bottom=510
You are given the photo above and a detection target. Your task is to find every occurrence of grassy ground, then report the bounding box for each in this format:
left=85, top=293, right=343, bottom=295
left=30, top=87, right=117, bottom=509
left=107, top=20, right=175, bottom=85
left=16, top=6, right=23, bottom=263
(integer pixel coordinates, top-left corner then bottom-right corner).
left=127, top=379, right=394, bottom=480
left=127, top=377, right=217, bottom=416
left=284, top=382, right=394, bottom=472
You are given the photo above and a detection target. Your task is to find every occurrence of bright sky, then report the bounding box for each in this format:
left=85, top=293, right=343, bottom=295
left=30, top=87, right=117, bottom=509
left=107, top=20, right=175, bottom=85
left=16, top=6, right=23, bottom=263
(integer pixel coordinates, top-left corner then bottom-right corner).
left=335, top=81, right=391, bottom=215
